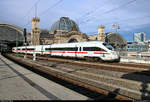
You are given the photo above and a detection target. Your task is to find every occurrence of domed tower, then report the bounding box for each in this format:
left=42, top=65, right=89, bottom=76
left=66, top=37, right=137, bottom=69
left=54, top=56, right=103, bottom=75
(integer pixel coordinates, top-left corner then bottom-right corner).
left=50, top=17, right=80, bottom=34
left=49, top=17, right=88, bottom=44
left=97, top=25, right=106, bottom=42
left=31, top=17, right=40, bottom=45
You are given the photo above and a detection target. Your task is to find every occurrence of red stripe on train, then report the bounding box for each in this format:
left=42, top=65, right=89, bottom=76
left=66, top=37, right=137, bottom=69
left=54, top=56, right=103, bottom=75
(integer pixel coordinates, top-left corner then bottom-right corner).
left=94, top=52, right=110, bottom=54
left=67, top=52, right=88, bottom=54
left=13, top=50, right=110, bottom=55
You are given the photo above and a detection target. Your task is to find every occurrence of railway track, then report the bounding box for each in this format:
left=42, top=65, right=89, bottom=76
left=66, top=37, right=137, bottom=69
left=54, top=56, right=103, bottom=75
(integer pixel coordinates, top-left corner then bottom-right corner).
left=16, top=54, right=150, bottom=75
left=4, top=53, right=150, bottom=100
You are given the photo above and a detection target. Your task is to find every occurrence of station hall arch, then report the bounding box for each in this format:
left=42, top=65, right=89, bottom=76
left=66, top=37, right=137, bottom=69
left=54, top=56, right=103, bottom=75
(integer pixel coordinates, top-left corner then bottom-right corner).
left=0, top=23, right=24, bottom=48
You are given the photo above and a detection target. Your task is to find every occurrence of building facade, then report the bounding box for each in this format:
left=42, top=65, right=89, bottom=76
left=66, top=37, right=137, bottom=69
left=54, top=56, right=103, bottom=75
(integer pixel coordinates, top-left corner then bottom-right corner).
left=127, top=42, right=149, bottom=52
left=97, top=25, right=106, bottom=42
left=134, top=32, right=146, bottom=42
left=30, top=17, right=40, bottom=45
left=47, top=17, right=89, bottom=44
left=29, top=17, right=127, bottom=51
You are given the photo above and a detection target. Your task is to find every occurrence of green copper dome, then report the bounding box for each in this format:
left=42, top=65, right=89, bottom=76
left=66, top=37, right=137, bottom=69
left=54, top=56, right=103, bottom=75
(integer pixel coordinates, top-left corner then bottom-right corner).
left=50, top=17, right=80, bottom=33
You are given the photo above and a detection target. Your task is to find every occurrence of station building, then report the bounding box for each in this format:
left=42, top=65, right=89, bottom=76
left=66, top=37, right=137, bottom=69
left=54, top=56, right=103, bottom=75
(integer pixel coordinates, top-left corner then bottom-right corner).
left=134, top=32, right=146, bottom=42
left=126, top=41, right=150, bottom=52
left=29, top=17, right=127, bottom=51
left=0, top=17, right=127, bottom=52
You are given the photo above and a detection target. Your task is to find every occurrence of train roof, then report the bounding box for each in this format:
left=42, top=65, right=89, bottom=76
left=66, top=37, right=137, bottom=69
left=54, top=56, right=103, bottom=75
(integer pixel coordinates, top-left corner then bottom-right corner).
left=51, top=41, right=104, bottom=46
left=14, top=45, right=50, bottom=48
left=13, top=41, right=105, bottom=48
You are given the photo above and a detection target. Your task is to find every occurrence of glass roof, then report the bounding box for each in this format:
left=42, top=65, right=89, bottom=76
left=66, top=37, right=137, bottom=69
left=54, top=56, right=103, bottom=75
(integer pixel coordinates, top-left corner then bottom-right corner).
left=50, top=17, right=80, bottom=33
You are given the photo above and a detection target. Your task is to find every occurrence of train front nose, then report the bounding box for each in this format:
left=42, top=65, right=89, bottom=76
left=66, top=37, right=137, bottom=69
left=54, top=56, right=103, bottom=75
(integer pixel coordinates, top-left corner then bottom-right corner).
left=111, top=51, right=120, bottom=59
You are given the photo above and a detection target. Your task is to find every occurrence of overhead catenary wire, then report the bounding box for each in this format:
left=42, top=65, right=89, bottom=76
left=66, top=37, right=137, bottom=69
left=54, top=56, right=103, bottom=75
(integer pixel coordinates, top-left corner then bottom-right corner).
left=22, top=0, right=41, bottom=20
left=39, top=0, right=63, bottom=17
left=22, top=0, right=41, bottom=28
left=38, top=0, right=64, bottom=29
left=23, top=20, right=32, bottom=28
left=104, top=15, right=150, bottom=26
left=76, top=5, right=100, bottom=22
left=23, top=0, right=63, bottom=28
left=79, top=0, right=137, bottom=26
left=76, top=0, right=110, bottom=25
left=86, top=15, right=150, bottom=35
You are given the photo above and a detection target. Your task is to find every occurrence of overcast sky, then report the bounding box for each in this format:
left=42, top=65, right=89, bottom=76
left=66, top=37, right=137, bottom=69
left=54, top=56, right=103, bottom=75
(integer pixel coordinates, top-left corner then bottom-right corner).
left=0, top=0, right=150, bottom=41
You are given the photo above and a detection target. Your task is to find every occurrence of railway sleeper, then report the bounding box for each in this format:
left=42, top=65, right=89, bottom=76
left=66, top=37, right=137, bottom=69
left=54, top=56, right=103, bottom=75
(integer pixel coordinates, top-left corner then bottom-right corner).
left=9, top=54, right=150, bottom=93
left=38, top=65, right=149, bottom=100
left=45, top=65, right=150, bottom=94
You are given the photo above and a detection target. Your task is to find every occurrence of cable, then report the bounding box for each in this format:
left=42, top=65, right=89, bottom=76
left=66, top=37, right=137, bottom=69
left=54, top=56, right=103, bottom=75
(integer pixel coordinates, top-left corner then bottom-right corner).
left=23, top=20, right=32, bottom=28
left=76, top=0, right=109, bottom=25
left=102, top=15, right=150, bottom=27
left=85, top=15, right=150, bottom=35
left=22, top=0, right=41, bottom=20
left=23, top=0, right=63, bottom=29
left=76, top=0, right=113, bottom=25
left=80, top=0, right=137, bottom=26
left=39, top=0, right=63, bottom=16
left=22, top=0, right=41, bottom=28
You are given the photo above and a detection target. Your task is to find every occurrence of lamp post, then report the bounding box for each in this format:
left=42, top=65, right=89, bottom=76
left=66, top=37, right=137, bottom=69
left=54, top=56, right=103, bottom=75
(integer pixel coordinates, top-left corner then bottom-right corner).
left=16, top=32, right=18, bottom=55
left=112, top=24, right=120, bottom=33
left=24, top=28, right=27, bottom=59
left=24, top=43, right=27, bottom=59
left=0, top=43, right=2, bottom=54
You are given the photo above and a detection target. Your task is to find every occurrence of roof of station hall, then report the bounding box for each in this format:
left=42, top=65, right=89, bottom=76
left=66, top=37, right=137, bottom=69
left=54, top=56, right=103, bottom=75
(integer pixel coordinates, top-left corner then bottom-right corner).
left=50, top=17, right=80, bottom=33
left=0, top=23, right=24, bottom=42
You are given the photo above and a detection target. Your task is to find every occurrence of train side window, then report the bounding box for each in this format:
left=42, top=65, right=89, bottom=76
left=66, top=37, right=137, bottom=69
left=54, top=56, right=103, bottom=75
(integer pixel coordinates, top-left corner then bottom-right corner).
left=27, top=48, right=35, bottom=50
left=83, top=47, right=106, bottom=52
left=31, top=48, right=35, bottom=50
left=45, top=48, right=51, bottom=51
left=45, top=47, right=77, bottom=51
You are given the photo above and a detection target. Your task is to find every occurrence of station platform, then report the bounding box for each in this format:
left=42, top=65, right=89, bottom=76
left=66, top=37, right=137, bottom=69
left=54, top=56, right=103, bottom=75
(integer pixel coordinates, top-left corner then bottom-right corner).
left=0, top=54, right=89, bottom=100
left=120, top=56, right=150, bottom=64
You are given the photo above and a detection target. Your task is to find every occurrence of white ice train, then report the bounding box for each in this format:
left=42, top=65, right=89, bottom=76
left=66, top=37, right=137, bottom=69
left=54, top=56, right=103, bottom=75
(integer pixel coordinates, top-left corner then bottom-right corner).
left=12, top=41, right=120, bottom=62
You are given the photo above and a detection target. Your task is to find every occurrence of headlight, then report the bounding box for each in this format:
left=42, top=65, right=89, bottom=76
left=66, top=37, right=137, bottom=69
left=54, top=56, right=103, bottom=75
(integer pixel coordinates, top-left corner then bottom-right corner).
left=112, top=51, right=115, bottom=55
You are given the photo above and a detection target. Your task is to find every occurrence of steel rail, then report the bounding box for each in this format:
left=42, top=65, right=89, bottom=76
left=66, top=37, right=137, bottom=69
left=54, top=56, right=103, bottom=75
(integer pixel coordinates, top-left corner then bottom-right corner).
left=5, top=54, right=132, bottom=100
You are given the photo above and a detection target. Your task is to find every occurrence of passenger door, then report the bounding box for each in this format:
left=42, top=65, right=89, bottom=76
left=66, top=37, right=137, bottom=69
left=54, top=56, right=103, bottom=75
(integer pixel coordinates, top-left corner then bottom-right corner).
left=76, top=45, right=82, bottom=58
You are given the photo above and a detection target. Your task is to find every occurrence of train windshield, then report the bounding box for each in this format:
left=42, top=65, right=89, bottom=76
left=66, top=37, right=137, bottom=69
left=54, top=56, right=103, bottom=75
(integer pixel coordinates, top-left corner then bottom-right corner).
left=103, top=43, right=114, bottom=51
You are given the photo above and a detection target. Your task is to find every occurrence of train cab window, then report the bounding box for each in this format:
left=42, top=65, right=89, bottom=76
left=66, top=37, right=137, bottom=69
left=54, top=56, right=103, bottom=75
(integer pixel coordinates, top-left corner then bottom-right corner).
left=45, top=48, right=51, bottom=51
left=83, top=47, right=106, bottom=52
left=103, top=43, right=114, bottom=51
